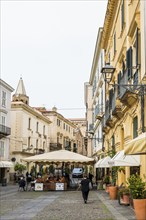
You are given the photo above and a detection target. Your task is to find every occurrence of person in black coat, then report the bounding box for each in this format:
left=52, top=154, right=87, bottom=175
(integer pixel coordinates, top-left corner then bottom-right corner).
left=19, top=177, right=26, bottom=191
left=80, top=174, right=90, bottom=204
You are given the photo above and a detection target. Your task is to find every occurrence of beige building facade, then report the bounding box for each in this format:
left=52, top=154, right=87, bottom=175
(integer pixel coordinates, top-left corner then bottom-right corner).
left=100, top=0, right=146, bottom=183
left=0, top=79, right=14, bottom=183
left=84, top=28, right=105, bottom=160
left=10, top=78, right=52, bottom=176
left=38, top=107, right=84, bottom=155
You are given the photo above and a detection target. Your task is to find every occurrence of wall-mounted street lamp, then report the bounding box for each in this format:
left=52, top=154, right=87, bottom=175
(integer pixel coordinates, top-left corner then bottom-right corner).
left=101, top=63, right=115, bottom=83
left=86, top=131, right=103, bottom=142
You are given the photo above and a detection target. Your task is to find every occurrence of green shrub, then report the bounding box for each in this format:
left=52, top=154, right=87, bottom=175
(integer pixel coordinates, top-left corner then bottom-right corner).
left=127, top=174, right=146, bottom=199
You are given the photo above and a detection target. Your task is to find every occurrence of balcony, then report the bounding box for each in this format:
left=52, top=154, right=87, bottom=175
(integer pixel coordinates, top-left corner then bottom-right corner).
left=102, top=117, right=109, bottom=134
left=95, top=106, right=104, bottom=120
left=0, top=124, right=11, bottom=139
left=112, top=91, right=123, bottom=119
left=50, top=143, right=62, bottom=151
left=34, top=148, right=45, bottom=154
left=118, top=71, right=138, bottom=106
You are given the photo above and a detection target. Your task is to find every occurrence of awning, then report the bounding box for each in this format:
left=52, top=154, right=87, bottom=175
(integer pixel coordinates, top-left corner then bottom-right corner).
left=109, top=150, right=140, bottom=167
left=21, top=149, right=94, bottom=164
left=94, top=158, right=104, bottom=168
left=99, top=156, right=111, bottom=168
left=124, top=132, right=146, bottom=155
left=0, top=161, right=14, bottom=168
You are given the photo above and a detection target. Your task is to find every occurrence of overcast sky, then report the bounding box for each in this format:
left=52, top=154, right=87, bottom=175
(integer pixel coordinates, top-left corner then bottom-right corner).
left=1, top=0, right=107, bottom=118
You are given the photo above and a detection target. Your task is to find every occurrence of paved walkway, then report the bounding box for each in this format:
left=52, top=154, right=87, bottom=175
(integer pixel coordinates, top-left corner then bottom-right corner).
left=0, top=184, right=136, bottom=220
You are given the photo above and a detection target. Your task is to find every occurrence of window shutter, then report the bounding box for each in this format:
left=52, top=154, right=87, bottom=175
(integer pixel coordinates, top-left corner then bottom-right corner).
left=109, top=89, right=113, bottom=108
left=133, top=116, right=138, bottom=138
left=126, top=47, right=133, bottom=80
left=136, top=28, right=139, bottom=66
left=117, top=71, right=121, bottom=95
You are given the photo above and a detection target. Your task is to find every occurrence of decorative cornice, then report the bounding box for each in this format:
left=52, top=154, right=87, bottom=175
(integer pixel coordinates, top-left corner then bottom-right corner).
left=11, top=101, right=52, bottom=124
left=101, top=0, right=118, bottom=49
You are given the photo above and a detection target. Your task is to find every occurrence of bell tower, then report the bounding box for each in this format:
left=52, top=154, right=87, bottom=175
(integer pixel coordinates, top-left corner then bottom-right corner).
left=12, top=77, right=29, bottom=105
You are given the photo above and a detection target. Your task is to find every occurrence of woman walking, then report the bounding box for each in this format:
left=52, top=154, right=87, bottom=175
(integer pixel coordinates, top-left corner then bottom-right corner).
left=80, top=174, right=91, bottom=204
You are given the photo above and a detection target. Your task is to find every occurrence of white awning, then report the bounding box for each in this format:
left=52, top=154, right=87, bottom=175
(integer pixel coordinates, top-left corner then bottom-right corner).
left=21, top=149, right=94, bottom=164
left=94, top=158, right=104, bottom=168
left=99, top=156, right=111, bottom=168
left=109, top=150, right=140, bottom=167
left=124, top=132, right=146, bottom=155
left=0, top=161, right=14, bottom=168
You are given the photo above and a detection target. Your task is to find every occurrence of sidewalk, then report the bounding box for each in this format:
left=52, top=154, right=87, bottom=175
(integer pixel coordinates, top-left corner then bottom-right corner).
left=0, top=184, right=136, bottom=220
left=96, top=190, right=136, bottom=220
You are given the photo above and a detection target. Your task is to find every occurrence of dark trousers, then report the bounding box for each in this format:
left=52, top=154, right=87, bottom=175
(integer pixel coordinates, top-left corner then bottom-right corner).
left=82, top=190, right=89, bottom=201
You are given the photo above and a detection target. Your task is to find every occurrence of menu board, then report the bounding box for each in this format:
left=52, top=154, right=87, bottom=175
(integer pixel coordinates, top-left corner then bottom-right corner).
left=35, top=183, right=43, bottom=191
left=56, top=183, right=64, bottom=190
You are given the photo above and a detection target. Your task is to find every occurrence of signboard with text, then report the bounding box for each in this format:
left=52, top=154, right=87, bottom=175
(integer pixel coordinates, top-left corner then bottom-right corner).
left=35, top=183, right=43, bottom=191
left=55, top=183, right=64, bottom=190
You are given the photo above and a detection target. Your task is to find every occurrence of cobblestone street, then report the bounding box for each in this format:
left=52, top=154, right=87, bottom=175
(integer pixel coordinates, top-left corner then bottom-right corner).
left=0, top=185, right=136, bottom=220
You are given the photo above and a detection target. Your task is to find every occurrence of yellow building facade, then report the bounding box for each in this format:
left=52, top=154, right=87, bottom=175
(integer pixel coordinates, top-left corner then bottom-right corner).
left=101, top=0, right=146, bottom=184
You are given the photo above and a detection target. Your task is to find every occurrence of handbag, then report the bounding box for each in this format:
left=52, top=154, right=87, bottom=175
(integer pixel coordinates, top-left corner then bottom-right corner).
left=89, top=181, right=92, bottom=190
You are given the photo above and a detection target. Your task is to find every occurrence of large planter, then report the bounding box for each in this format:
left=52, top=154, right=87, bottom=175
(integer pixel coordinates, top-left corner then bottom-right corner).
left=105, top=184, right=111, bottom=193
left=122, top=194, right=130, bottom=205
left=133, top=199, right=146, bottom=220
left=109, top=186, right=118, bottom=200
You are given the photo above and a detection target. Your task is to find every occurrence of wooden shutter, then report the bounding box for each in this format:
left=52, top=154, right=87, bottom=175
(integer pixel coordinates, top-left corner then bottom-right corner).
left=133, top=116, right=138, bottom=138
left=136, top=28, right=139, bottom=67
left=126, top=47, right=133, bottom=80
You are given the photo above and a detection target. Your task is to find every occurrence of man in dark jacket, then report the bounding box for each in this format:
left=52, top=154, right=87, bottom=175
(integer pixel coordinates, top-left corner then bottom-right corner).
left=80, top=174, right=90, bottom=204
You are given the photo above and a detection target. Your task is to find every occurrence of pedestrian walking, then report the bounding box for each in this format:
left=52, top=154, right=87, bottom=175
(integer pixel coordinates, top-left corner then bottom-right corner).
left=80, top=174, right=91, bottom=204
left=26, top=173, right=32, bottom=191
left=18, top=177, right=26, bottom=191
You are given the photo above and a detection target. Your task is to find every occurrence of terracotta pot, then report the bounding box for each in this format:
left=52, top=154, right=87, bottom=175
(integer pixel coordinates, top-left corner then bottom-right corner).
left=109, top=186, right=118, bottom=200
left=133, top=199, right=146, bottom=220
left=122, top=194, right=130, bottom=205
left=105, top=184, right=111, bottom=193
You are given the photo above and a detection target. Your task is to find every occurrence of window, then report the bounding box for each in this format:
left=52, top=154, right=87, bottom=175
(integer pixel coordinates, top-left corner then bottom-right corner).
left=57, top=119, right=60, bottom=126
left=63, top=123, right=65, bottom=129
left=1, top=116, right=6, bottom=126
left=28, top=137, right=31, bottom=147
left=126, top=47, right=133, bottom=80
left=2, top=91, right=6, bottom=107
left=121, top=0, right=125, bottom=30
left=36, top=122, right=39, bottom=132
left=36, top=139, right=38, bottom=148
left=133, top=28, right=140, bottom=85
left=43, top=141, right=45, bottom=149
left=28, top=118, right=31, bottom=129
left=43, top=125, right=45, bottom=135
left=117, top=71, right=122, bottom=95
left=114, top=32, right=116, bottom=55
left=133, top=116, right=138, bottom=138
left=111, top=135, right=115, bottom=155
left=0, top=141, right=4, bottom=157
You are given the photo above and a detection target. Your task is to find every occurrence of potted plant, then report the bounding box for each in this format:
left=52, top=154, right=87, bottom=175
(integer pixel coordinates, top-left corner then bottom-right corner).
left=103, top=175, right=111, bottom=192
left=14, top=163, right=26, bottom=174
left=127, top=173, right=146, bottom=220
left=118, top=187, right=130, bottom=205
left=109, top=167, right=118, bottom=200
